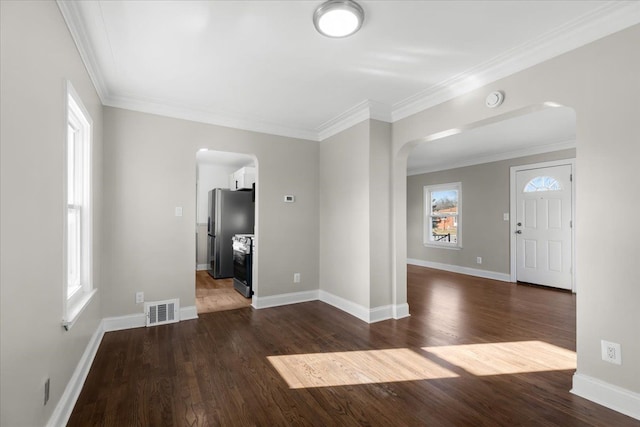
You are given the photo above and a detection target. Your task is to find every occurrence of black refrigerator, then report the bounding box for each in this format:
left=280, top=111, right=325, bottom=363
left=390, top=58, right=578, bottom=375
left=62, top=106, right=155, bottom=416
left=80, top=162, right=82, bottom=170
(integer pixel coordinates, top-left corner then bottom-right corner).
left=207, top=189, right=254, bottom=279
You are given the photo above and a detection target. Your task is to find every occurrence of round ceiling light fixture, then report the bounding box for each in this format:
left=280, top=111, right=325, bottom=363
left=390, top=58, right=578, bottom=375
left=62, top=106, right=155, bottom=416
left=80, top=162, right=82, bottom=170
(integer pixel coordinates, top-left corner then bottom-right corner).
left=313, top=0, right=364, bottom=38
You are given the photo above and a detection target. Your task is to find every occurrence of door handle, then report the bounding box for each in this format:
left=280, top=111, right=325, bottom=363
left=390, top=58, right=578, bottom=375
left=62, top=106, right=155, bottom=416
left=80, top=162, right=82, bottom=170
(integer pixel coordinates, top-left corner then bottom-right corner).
left=515, top=230, right=522, bottom=234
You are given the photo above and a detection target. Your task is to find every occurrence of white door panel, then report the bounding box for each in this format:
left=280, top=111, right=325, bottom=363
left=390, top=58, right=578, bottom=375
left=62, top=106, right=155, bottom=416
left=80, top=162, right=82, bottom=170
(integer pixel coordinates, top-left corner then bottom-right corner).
left=515, top=165, right=572, bottom=290
left=524, top=239, right=537, bottom=269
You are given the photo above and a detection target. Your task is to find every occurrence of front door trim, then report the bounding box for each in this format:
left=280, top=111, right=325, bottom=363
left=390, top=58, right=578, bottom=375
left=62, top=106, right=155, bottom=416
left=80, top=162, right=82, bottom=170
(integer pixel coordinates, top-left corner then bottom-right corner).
left=509, top=158, right=576, bottom=292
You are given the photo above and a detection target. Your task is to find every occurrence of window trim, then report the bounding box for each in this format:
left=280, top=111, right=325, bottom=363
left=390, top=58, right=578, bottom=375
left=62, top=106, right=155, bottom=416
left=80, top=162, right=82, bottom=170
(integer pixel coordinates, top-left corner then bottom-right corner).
left=423, top=182, right=462, bottom=250
left=63, top=81, right=96, bottom=330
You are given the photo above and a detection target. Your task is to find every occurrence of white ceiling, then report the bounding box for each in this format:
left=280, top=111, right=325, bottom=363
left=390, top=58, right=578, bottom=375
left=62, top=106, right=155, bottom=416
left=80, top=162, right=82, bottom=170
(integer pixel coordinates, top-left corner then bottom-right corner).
left=58, top=1, right=639, bottom=143
left=407, top=106, right=576, bottom=175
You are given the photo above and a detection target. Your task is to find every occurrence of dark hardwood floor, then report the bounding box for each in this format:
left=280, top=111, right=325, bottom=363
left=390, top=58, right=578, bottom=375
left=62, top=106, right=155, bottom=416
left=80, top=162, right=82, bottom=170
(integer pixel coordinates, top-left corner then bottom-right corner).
left=195, top=271, right=251, bottom=314
left=68, top=265, right=639, bottom=426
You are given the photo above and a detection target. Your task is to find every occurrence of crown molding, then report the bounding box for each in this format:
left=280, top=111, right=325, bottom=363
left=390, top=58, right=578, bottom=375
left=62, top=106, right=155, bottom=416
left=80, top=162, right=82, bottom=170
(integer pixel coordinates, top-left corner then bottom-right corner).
left=57, top=0, right=318, bottom=142
left=407, top=138, right=576, bottom=176
left=391, top=1, right=640, bottom=123
left=315, top=100, right=392, bottom=141
left=58, top=0, right=639, bottom=143
left=57, top=0, right=109, bottom=103
left=103, top=95, right=319, bottom=141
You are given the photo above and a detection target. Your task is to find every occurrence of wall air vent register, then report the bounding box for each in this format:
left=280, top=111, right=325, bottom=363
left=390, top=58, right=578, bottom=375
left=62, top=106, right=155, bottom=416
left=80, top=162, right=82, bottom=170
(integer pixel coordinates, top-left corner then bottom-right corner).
left=144, top=299, right=180, bottom=327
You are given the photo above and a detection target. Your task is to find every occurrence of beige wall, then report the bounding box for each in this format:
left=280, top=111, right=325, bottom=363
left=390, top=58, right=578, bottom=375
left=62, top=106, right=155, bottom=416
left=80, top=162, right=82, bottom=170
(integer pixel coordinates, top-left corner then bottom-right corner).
left=369, top=121, right=393, bottom=307
left=0, top=1, right=104, bottom=425
left=319, top=121, right=371, bottom=307
left=407, top=149, right=576, bottom=274
left=102, top=107, right=319, bottom=316
left=319, top=120, right=394, bottom=312
left=392, top=25, right=640, bottom=395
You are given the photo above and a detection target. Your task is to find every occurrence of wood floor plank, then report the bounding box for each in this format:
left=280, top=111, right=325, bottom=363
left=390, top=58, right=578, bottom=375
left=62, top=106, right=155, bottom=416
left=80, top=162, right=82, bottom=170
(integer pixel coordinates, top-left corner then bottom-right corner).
left=68, top=266, right=639, bottom=426
left=195, top=271, right=251, bottom=314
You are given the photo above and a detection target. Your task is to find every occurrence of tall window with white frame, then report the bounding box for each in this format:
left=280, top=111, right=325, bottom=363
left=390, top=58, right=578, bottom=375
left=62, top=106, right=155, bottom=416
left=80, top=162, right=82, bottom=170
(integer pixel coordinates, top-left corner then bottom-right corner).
left=423, top=182, right=461, bottom=249
left=64, top=82, right=95, bottom=330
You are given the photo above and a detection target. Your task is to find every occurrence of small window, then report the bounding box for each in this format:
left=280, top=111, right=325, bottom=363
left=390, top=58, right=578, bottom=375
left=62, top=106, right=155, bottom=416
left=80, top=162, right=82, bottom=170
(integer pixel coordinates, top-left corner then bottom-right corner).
left=524, top=176, right=561, bottom=192
left=424, top=183, right=461, bottom=248
left=63, top=82, right=96, bottom=330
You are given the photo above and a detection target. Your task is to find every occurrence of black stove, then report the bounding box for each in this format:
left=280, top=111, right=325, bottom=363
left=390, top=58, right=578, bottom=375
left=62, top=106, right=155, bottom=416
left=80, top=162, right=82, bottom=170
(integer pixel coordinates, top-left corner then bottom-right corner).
left=232, top=234, right=254, bottom=298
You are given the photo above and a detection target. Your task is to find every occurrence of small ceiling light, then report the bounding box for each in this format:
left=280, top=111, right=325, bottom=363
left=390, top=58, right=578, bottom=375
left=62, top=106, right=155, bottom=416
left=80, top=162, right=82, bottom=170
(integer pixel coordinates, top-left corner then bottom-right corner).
left=313, top=0, right=364, bottom=38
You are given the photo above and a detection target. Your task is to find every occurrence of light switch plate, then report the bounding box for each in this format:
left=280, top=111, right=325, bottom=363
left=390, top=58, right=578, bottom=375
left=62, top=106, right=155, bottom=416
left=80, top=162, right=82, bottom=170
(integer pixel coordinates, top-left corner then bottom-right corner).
left=175, top=207, right=183, bottom=216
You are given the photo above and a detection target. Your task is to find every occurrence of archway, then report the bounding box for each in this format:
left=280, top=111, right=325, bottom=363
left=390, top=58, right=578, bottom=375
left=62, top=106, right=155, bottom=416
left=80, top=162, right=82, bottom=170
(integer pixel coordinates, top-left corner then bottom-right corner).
left=392, top=103, right=577, bottom=316
left=194, top=149, right=259, bottom=313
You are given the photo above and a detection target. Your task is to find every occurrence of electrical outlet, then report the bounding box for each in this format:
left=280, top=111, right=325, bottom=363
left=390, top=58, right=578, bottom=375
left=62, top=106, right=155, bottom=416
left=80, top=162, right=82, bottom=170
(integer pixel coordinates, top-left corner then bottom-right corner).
left=44, top=378, right=50, bottom=405
left=293, top=273, right=301, bottom=283
left=601, top=340, right=622, bottom=365
left=136, top=291, right=144, bottom=304
left=476, top=257, right=482, bottom=264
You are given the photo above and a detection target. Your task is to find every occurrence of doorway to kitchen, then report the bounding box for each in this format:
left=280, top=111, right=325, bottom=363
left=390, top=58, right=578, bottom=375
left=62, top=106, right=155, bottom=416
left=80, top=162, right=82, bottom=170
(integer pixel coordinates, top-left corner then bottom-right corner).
left=195, top=149, right=257, bottom=314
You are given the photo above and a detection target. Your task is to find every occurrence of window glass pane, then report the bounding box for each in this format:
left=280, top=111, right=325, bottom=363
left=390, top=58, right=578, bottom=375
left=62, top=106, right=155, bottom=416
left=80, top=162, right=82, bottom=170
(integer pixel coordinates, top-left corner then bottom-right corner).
left=67, top=207, right=81, bottom=293
left=429, top=189, right=458, bottom=244
left=524, top=176, right=561, bottom=192
left=67, top=125, right=76, bottom=204
left=429, top=215, right=458, bottom=243
left=431, top=190, right=458, bottom=215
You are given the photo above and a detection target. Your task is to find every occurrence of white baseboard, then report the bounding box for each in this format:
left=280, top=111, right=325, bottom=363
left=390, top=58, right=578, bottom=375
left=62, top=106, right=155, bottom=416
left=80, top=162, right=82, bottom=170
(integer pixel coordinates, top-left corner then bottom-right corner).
left=408, top=258, right=511, bottom=282
left=252, top=288, right=409, bottom=324
left=252, top=290, right=319, bottom=309
left=393, top=303, right=411, bottom=319
left=180, top=305, right=198, bottom=321
left=318, top=290, right=405, bottom=324
left=103, top=305, right=198, bottom=331
left=318, top=290, right=372, bottom=323
left=103, top=312, right=146, bottom=332
left=46, top=320, right=105, bottom=427
left=571, top=373, right=640, bottom=420
left=369, top=304, right=394, bottom=323
left=196, top=264, right=208, bottom=271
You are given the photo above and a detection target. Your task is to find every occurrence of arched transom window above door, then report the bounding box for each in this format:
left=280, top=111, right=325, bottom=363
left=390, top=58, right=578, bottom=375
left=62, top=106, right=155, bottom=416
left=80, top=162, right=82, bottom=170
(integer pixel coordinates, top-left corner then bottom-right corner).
left=524, top=176, right=562, bottom=192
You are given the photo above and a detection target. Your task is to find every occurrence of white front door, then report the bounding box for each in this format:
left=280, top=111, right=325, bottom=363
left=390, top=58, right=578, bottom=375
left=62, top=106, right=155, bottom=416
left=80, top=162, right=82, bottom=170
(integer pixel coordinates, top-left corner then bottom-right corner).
left=515, top=164, right=572, bottom=290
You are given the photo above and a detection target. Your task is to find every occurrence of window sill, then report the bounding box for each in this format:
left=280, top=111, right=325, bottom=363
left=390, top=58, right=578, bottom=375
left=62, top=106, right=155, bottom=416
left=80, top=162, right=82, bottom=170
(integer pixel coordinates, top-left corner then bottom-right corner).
left=63, top=288, right=97, bottom=331
left=424, top=243, right=462, bottom=251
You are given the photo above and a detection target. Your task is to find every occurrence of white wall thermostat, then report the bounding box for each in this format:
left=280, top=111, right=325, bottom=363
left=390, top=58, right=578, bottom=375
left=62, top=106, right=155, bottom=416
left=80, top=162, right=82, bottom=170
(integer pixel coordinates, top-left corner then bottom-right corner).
left=284, top=195, right=295, bottom=203
left=485, top=91, right=504, bottom=108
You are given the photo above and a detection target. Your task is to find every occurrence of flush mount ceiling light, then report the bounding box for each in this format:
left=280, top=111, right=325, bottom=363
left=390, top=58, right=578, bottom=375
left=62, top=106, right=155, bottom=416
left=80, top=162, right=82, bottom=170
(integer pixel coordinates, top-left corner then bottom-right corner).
left=313, top=0, right=364, bottom=38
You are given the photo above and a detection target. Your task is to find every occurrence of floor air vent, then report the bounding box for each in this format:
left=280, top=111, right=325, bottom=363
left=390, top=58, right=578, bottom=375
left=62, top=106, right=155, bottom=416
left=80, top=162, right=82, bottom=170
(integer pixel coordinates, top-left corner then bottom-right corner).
left=144, top=299, right=180, bottom=327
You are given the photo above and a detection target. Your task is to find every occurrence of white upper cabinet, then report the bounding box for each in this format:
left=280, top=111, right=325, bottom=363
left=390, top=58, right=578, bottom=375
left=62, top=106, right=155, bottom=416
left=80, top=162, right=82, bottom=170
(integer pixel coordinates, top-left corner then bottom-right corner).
left=230, top=166, right=256, bottom=191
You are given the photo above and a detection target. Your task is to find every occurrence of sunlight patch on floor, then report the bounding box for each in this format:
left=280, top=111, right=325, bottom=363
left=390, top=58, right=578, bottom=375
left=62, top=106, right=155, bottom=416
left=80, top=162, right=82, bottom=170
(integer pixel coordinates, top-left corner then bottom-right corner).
left=268, top=341, right=576, bottom=389
left=423, top=340, right=576, bottom=376
left=267, top=348, right=458, bottom=389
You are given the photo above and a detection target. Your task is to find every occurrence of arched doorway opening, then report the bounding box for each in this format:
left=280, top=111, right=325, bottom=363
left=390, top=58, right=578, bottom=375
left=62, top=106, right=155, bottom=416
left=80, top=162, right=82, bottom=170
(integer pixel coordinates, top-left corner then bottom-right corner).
left=195, top=149, right=258, bottom=313
left=393, top=103, right=577, bottom=316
